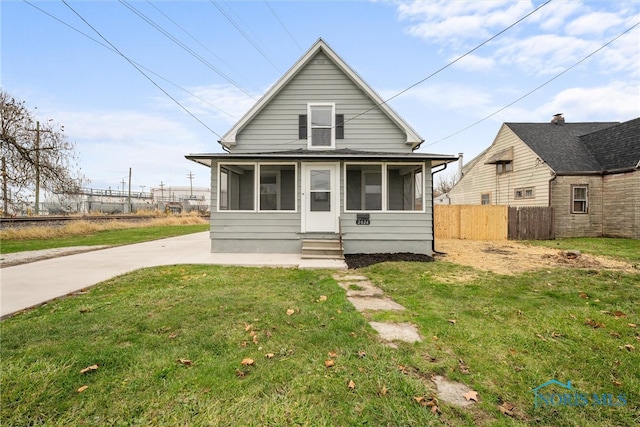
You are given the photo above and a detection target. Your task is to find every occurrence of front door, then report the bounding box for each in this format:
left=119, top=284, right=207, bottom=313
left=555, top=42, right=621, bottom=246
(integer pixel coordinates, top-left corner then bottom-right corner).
left=302, top=163, right=339, bottom=233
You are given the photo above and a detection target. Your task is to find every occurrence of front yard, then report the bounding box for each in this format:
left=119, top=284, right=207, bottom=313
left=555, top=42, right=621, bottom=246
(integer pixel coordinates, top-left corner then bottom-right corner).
left=1, top=238, right=639, bottom=425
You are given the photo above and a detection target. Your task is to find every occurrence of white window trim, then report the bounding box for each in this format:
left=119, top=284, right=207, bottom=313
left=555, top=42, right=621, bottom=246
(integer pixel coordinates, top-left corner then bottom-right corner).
left=258, top=163, right=298, bottom=212
left=343, top=162, right=425, bottom=213
left=571, top=185, right=588, bottom=214
left=217, top=162, right=297, bottom=213
left=307, top=103, right=336, bottom=150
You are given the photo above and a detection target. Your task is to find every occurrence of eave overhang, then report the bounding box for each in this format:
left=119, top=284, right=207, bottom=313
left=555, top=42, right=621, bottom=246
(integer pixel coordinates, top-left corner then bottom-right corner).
left=186, top=149, right=458, bottom=168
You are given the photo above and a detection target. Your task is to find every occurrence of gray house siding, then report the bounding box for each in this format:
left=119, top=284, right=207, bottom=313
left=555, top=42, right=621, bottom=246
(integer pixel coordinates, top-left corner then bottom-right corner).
left=234, top=51, right=410, bottom=153
left=602, top=171, right=640, bottom=239
left=209, top=159, right=435, bottom=254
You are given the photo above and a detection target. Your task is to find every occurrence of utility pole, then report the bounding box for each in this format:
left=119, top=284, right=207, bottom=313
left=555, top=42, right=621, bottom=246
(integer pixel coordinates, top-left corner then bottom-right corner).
left=35, top=121, right=40, bottom=215
left=1, top=157, right=7, bottom=216
left=128, top=167, right=132, bottom=214
left=187, top=171, right=195, bottom=197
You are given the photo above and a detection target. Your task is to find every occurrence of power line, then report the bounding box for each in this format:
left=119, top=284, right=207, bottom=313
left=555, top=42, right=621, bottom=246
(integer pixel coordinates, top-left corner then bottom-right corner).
left=210, top=0, right=283, bottom=74
left=23, top=0, right=239, bottom=121
left=423, top=20, right=640, bottom=149
left=145, top=0, right=261, bottom=94
left=347, top=0, right=554, bottom=125
left=60, top=0, right=222, bottom=138
left=119, top=0, right=257, bottom=99
left=264, top=0, right=303, bottom=53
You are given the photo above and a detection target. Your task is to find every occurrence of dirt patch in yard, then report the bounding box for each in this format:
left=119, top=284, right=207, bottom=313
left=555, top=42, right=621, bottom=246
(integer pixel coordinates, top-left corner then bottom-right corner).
left=345, top=239, right=636, bottom=275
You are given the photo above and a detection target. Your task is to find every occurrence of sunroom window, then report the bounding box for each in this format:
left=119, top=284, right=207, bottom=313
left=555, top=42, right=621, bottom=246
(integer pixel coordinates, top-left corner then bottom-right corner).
left=259, top=165, right=296, bottom=211
left=346, top=165, right=382, bottom=211
left=219, top=165, right=255, bottom=210
left=387, top=164, right=423, bottom=211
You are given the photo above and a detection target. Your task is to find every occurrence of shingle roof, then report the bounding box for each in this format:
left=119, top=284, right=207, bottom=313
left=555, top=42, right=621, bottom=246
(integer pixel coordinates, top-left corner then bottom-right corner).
left=579, top=117, right=640, bottom=172
left=506, top=122, right=621, bottom=173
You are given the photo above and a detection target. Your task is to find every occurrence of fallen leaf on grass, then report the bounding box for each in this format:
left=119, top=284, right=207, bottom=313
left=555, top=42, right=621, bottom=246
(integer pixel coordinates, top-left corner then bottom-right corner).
left=458, top=359, right=470, bottom=374
left=77, top=385, right=88, bottom=393
left=579, top=292, right=589, bottom=299
left=536, top=333, right=547, bottom=341
left=629, top=323, right=637, bottom=328
left=265, top=353, right=275, bottom=359
left=80, top=364, right=99, bottom=374
left=499, top=402, right=515, bottom=417
left=317, top=295, right=327, bottom=302
left=168, top=333, right=178, bottom=339
left=463, top=390, right=479, bottom=402
left=379, top=385, right=388, bottom=396
left=620, top=344, right=635, bottom=351
left=286, top=309, right=295, bottom=316
left=357, top=350, right=366, bottom=358
left=614, top=311, right=627, bottom=318
left=448, top=319, right=457, bottom=325
left=177, top=359, right=192, bottom=366
left=327, top=351, right=338, bottom=358
left=325, top=360, right=335, bottom=368
left=613, top=380, right=622, bottom=387
left=610, top=332, right=621, bottom=338
left=235, top=370, right=245, bottom=378
left=348, top=380, right=356, bottom=390
left=551, top=332, right=564, bottom=338
left=585, top=318, right=605, bottom=328
left=244, top=324, right=252, bottom=332
left=241, top=358, right=255, bottom=366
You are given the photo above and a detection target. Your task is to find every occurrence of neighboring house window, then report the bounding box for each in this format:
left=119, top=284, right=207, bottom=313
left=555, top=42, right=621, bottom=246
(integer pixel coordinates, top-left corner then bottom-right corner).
left=259, top=164, right=296, bottom=211
left=481, top=193, right=491, bottom=205
left=571, top=185, right=588, bottom=214
left=514, top=187, right=535, bottom=200
left=346, top=164, right=382, bottom=211
left=496, top=161, right=512, bottom=174
left=219, top=164, right=255, bottom=210
left=388, top=164, right=423, bottom=211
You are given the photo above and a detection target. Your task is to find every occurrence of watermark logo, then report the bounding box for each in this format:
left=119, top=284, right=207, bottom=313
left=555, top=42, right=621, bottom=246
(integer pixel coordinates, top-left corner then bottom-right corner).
left=531, top=379, right=627, bottom=408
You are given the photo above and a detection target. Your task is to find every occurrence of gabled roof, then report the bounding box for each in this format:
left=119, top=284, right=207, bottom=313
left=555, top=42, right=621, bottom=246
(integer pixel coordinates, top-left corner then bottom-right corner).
left=219, top=38, right=423, bottom=148
left=580, top=117, right=640, bottom=172
left=505, top=122, right=619, bottom=173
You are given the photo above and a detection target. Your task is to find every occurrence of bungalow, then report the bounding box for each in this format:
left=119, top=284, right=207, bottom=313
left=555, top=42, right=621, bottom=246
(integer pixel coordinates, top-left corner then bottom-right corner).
left=447, top=115, right=640, bottom=238
left=187, top=39, right=457, bottom=256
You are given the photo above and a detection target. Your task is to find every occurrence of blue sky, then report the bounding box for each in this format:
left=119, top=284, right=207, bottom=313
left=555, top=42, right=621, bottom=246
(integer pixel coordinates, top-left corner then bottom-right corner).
left=2, top=0, right=639, bottom=192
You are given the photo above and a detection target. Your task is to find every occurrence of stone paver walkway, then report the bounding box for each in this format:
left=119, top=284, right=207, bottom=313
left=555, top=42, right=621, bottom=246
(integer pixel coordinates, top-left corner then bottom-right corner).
left=332, top=272, right=422, bottom=345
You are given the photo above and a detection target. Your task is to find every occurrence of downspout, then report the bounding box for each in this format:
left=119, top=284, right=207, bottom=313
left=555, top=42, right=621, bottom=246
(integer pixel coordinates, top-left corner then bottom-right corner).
left=431, top=162, right=449, bottom=255
left=549, top=172, right=556, bottom=239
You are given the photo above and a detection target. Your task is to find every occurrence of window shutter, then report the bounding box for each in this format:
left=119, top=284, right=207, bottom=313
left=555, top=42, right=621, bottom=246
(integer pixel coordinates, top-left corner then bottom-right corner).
left=336, top=114, right=344, bottom=139
left=298, top=114, right=307, bottom=139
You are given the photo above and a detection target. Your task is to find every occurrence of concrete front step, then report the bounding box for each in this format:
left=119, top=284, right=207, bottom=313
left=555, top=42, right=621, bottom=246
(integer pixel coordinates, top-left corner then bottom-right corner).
left=301, top=239, right=343, bottom=260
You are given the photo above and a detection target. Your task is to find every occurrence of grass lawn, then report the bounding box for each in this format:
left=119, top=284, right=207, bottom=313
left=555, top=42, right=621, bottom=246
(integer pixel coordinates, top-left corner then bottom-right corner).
left=526, top=237, right=640, bottom=264
left=0, top=224, right=209, bottom=254
left=2, top=256, right=639, bottom=425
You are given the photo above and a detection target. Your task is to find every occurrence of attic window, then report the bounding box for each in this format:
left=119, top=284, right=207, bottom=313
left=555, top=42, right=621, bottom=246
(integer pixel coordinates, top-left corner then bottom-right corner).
left=299, top=104, right=343, bottom=149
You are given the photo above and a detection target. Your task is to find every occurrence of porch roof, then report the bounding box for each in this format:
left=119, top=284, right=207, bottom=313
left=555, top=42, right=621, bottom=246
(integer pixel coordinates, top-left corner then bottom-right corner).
left=186, top=148, right=459, bottom=168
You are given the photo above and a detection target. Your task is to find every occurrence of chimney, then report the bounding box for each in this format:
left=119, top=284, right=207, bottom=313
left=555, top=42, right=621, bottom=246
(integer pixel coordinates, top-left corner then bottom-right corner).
left=457, top=153, right=464, bottom=181
left=551, top=113, right=565, bottom=125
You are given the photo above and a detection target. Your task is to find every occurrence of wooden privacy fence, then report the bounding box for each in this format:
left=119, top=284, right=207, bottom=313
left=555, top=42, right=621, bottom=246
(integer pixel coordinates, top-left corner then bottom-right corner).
left=435, top=205, right=554, bottom=240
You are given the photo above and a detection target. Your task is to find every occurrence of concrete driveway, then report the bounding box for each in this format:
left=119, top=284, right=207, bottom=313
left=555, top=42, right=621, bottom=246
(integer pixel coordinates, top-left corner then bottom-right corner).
left=0, top=232, right=346, bottom=318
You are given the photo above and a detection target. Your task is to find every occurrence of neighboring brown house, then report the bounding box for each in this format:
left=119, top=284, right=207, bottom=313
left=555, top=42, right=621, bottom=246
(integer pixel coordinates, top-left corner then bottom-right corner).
left=448, top=115, right=640, bottom=238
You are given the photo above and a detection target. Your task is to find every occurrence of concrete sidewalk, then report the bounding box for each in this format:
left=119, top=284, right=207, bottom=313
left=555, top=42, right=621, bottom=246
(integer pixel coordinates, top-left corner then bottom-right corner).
left=0, top=232, right=346, bottom=318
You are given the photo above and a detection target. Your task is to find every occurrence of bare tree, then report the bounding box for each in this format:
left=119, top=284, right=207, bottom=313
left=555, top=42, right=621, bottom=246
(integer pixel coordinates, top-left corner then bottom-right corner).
left=434, top=173, right=458, bottom=196
left=1, top=89, right=80, bottom=215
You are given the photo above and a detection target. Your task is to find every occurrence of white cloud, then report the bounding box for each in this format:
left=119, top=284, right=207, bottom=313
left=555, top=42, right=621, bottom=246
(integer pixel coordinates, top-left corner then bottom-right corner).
left=531, top=81, right=640, bottom=121
left=566, top=12, right=626, bottom=37
left=397, top=0, right=534, bottom=45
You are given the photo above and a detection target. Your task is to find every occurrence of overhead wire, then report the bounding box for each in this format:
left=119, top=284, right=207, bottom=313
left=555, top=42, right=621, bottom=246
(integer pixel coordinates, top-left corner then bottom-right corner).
left=264, top=0, right=303, bottom=53
left=119, top=0, right=257, bottom=99
left=145, top=0, right=261, bottom=94
left=23, top=0, right=239, bottom=121
left=209, top=0, right=283, bottom=74
left=423, top=20, right=640, bottom=149
left=60, top=0, right=222, bottom=138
